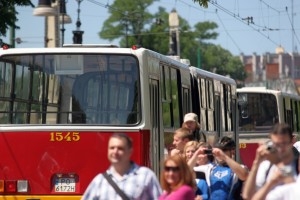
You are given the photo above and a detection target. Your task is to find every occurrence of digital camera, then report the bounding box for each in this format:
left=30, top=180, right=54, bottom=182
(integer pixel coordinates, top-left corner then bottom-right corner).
left=204, top=149, right=213, bottom=155
left=265, top=140, right=276, bottom=153
left=279, top=165, right=293, bottom=176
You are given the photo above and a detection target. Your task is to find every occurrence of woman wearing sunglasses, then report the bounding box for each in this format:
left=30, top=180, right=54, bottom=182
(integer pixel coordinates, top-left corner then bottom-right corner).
left=159, top=155, right=196, bottom=200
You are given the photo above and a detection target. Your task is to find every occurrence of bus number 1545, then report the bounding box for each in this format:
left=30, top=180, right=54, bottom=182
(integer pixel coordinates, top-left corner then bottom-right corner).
left=50, top=132, right=80, bottom=142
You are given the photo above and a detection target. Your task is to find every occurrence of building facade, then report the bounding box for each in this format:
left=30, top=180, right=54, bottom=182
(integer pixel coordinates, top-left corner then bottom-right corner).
left=240, top=49, right=300, bottom=95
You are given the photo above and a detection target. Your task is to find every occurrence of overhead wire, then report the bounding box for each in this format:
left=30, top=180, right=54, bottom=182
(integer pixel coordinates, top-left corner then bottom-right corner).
left=285, top=6, right=300, bottom=51
left=215, top=9, right=242, bottom=53
left=85, top=0, right=298, bottom=53
left=260, top=0, right=281, bottom=14
left=209, top=0, right=280, bottom=46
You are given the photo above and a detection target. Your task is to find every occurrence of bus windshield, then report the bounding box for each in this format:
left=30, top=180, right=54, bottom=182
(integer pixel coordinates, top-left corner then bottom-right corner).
left=0, top=53, right=140, bottom=125
left=238, top=92, right=278, bottom=131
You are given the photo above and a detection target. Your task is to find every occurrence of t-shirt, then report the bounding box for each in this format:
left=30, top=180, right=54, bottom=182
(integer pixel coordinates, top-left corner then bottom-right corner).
left=265, top=174, right=300, bottom=200
left=209, top=164, right=234, bottom=200
left=293, top=141, right=300, bottom=152
left=194, top=163, right=243, bottom=200
left=256, top=160, right=298, bottom=191
left=158, top=185, right=195, bottom=200
left=196, top=179, right=209, bottom=200
left=194, top=163, right=214, bottom=186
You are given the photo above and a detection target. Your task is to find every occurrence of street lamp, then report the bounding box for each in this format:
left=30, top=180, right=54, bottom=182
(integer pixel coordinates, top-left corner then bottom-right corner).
left=33, top=0, right=72, bottom=47
left=33, top=0, right=56, bottom=16
left=59, top=0, right=72, bottom=46
left=72, top=0, right=84, bottom=44
left=168, top=9, right=180, bottom=57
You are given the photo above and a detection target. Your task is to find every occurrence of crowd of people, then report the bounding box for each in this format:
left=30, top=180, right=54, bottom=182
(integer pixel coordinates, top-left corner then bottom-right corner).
left=81, top=113, right=300, bottom=200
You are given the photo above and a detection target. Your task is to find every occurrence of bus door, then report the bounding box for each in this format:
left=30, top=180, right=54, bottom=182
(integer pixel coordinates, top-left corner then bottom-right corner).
left=149, top=78, right=163, bottom=175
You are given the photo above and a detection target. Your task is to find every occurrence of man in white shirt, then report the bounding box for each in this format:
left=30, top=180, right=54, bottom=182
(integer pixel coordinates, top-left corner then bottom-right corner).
left=265, top=174, right=300, bottom=200
left=242, top=123, right=298, bottom=200
left=81, top=133, right=162, bottom=200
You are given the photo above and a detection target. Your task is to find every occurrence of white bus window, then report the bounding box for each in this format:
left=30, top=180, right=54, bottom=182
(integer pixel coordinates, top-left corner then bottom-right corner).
left=208, top=80, right=214, bottom=109
left=171, top=68, right=180, bottom=128
left=200, top=78, right=206, bottom=108
left=15, top=65, right=30, bottom=100
left=162, top=65, right=171, bottom=128
left=238, top=92, right=278, bottom=131
left=0, top=101, right=10, bottom=123
left=0, top=62, right=12, bottom=98
left=0, top=54, right=140, bottom=125
left=207, top=80, right=215, bottom=131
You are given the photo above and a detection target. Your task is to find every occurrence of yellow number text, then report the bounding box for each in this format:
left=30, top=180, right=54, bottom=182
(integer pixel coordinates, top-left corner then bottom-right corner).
left=50, top=132, right=80, bottom=142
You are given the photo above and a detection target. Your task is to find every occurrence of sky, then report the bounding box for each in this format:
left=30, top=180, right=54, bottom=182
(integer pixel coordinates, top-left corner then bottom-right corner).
left=2, top=0, right=300, bottom=56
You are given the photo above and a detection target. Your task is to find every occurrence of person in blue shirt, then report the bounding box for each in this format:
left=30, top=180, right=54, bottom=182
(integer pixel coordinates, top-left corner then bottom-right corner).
left=194, top=137, right=248, bottom=200
left=186, top=142, right=213, bottom=200
left=210, top=137, right=248, bottom=200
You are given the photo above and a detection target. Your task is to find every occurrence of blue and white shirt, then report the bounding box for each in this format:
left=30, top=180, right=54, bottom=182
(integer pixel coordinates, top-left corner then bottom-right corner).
left=81, top=163, right=162, bottom=200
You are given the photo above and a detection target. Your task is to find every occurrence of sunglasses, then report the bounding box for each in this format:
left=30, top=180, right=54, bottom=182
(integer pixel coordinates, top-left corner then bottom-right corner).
left=164, top=166, right=180, bottom=172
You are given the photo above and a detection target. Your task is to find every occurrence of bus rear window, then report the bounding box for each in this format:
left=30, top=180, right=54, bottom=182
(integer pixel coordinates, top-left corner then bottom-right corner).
left=0, top=54, right=140, bottom=125
left=238, top=93, right=278, bottom=131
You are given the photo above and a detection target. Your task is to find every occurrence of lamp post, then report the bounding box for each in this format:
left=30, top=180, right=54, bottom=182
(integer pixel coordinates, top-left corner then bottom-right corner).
left=33, top=0, right=72, bottom=47
left=73, top=0, right=84, bottom=44
left=59, top=0, right=72, bottom=46
left=168, top=9, right=180, bottom=57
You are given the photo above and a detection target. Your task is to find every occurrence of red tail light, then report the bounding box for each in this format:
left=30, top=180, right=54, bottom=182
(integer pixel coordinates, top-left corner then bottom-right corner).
left=5, top=180, right=17, bottom=192
left=0, top=180, right=29, bottom=193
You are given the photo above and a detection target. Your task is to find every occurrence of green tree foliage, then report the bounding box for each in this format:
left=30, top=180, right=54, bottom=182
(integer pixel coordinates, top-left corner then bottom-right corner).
left=99, top=0, right=156, bottom=47
left=200, top=44, right=246, bottom=80
left=141, top=7, right=192, bottom=54
left=0, top=0, right=34, bottom=36
left=140, top=7, right=169, bottom=53
left=99, top=0, right=246, bottom=81
left=193, top=0, right=209, bottom=8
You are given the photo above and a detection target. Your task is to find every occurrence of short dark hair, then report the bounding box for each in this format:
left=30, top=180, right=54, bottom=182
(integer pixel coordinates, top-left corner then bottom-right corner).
left=270, top=123, right=293, bottom=140
left=110, top=133, right=133, bottom=148
left=217, top=136, right=236, bottom=151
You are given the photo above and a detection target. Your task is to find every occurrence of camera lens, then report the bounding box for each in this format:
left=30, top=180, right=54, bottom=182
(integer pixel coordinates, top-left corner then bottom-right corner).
left=265, top=141, right=276, bottom=152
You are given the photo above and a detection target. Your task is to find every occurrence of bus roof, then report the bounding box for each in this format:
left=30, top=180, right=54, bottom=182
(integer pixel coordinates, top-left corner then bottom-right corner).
left=237, top=87, right=300, bottom=98
left=0, top=47, right=135, bottom=55
left=189, top=66, right=236, bottom=86
left=63, top=44, right=119, bottom=48
left=0, top=46, right=191, bottom=70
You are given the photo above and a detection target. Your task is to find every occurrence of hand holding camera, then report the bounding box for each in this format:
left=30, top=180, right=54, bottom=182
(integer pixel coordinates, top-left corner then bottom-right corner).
left=265, top=140, right=277, bottom=153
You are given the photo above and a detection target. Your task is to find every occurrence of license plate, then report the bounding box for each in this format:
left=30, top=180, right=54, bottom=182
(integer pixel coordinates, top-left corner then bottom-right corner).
left=54, top=177, right=76, bottom=192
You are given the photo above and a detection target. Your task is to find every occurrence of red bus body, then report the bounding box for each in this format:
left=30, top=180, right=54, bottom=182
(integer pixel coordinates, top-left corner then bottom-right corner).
left=0, top=129, right=150, bottom=199
left=0, top=46, right=238, bottom=199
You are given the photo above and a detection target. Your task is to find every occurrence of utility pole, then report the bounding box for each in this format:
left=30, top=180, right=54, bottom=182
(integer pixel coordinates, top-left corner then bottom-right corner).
left=168, top=9, right=180, bottom=57
left=73, top=0, right=84, bottom=44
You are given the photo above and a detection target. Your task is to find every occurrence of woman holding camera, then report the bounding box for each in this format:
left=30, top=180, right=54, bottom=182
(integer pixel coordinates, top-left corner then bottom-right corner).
left=183, top=142, right=210, bottom=200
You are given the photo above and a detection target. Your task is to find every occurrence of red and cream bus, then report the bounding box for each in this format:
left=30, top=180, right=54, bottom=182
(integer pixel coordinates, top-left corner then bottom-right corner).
left=237, top=87, right=300, bottom=168
left=0, top=45, right=237, bottom=199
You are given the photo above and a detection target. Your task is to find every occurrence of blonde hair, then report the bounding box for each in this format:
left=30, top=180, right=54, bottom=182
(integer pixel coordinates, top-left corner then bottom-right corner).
left=160, top=155, right=195, bottom=193
left=184, top=141, right=199, bottom=153
left=183, top=141, right=199, bottom=161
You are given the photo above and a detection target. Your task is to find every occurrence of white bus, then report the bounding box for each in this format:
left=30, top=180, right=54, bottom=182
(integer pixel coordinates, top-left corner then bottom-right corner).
left=237, top=87, right=300, bottom=168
